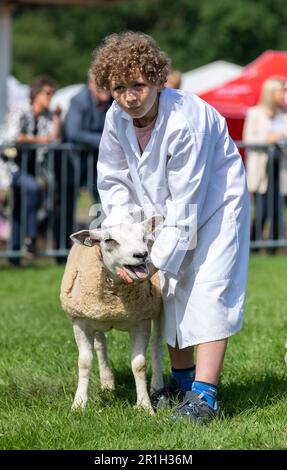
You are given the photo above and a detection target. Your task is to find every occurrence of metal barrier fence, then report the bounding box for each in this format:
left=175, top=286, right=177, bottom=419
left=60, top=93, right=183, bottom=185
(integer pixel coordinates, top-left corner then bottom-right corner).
left=0, top=142, right=287, bottom=260
left=0, top=143, right=98, bottom=260
left=236, top=142, right=287, bottom=251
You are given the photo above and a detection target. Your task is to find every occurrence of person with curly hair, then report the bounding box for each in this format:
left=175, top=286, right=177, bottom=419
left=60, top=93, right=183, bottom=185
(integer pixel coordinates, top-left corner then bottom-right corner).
left=90, top=31, right=250, bottom=423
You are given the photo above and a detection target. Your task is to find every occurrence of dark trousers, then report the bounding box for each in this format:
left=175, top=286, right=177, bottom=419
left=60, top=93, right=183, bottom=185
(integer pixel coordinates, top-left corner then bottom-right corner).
left=251, top=157, right=282, bottom=241
left=11, top=170, right=41, bottom=250
left=53, top=150, right=75, bottom=254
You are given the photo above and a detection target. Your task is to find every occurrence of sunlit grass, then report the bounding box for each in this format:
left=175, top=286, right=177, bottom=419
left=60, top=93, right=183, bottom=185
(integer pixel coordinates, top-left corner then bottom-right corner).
left=0, top=255, right=287, bottom=449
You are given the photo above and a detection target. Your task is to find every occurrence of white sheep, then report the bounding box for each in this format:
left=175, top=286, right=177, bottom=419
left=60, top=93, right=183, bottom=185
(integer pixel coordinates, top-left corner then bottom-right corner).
left=60, top=217, right=164, bottom=413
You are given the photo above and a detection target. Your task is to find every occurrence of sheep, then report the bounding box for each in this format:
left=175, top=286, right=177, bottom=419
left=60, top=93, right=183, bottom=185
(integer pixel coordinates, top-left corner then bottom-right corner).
left=60, top=216, right=164, bottom=413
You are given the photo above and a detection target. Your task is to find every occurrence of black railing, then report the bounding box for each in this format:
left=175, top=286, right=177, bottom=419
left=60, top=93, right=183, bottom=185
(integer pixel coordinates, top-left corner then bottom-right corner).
left=0, top=142, right=287, bottom=260
left=0, top=143, right=98, bottom=260
left=236, top=142, right=287, bottom=250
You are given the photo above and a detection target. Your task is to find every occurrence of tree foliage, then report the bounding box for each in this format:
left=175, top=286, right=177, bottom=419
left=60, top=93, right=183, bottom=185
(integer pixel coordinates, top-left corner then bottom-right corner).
left=12, top=0, right=287, bottom=88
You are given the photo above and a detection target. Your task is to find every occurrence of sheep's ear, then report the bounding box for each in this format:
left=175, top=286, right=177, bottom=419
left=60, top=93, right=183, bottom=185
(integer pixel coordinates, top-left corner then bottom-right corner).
left=144, top=215, right=163, bottom=234
left=70, top=229, right=101, bottom=247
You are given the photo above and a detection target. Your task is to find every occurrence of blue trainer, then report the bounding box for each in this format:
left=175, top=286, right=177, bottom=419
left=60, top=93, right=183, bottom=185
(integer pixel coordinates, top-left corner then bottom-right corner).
left=171, top=390, right=222, bottom=424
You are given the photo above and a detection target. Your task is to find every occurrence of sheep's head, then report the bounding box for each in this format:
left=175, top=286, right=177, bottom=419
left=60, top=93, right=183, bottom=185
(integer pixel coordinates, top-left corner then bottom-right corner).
left=70, top=216, right=162, bottom=281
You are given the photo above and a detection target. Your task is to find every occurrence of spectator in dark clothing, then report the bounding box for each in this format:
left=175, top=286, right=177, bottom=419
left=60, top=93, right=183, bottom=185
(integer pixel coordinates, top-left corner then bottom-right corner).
left=63, top=73, right=112, bottom=202
left=0, top=75, right=61, bottom=265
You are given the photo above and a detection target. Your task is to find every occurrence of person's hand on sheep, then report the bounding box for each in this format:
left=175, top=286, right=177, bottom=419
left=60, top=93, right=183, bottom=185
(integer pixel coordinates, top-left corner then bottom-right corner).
left=95, top=246, right=102, bottom=260
left=94, top=244, right=157, bottom=283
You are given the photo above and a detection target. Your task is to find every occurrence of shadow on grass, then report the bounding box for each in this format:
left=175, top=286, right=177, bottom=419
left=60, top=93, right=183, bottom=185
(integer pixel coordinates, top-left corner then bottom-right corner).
left=106, top=371, right=287, bottom=417
left=93, top=370, right=175, bottom=407
left=85, top=368, right=159, bottom=407
left=0, top=376, right=75, bottom=403
left=90, top=370, right=287, bottom=417
left=0, top=365, right=157, bottom=410
left=104, top=368, right=137, bottom=403
left=6, top=363, right=287, bottom=419
left=221, top=374, right=287, bottom=418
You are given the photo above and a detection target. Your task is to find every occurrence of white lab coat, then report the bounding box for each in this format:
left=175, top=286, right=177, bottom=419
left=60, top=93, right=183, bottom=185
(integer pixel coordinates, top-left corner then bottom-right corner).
left=98, top=88, right=250, bottom=348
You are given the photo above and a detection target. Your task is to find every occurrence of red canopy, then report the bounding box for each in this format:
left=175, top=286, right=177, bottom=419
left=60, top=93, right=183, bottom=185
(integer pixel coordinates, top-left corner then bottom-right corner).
left=199, top=50, right=287, bottom=141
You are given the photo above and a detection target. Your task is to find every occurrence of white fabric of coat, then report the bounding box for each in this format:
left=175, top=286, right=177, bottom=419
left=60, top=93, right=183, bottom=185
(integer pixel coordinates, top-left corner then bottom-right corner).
left=98, top=88, right=250, bottom=348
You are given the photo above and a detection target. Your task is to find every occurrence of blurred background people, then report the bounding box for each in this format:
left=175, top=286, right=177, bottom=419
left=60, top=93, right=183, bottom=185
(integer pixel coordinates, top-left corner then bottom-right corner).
left=243, top=77, right=287, bottom=249
left=0, top=156, right=11, bottom=244
left=165, top=69, right=182, bottom=89
left=0, top=75, right=60, bottom=265
left=63, top=71, right=112, bottom=202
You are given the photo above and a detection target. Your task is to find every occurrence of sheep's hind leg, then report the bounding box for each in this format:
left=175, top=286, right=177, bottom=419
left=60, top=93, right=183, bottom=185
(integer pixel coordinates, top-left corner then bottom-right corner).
left=129, top=320, right=154, bottom=414
left=94, top=332, right=115, bottom=391
left=150, top=314, right=164, bottom=393
left=72, top=318, right=94, bottom=410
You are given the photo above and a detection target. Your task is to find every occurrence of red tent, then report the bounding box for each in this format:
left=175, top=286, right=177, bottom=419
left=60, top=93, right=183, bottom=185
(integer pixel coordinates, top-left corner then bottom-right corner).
left=199, top=50, right=287, bottom=142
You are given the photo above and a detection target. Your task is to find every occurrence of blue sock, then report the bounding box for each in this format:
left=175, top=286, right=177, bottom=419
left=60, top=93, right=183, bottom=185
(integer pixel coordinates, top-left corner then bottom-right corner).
left=171, top=365, right=196, bottom=392
left=192, top=381, right=218, bottom=409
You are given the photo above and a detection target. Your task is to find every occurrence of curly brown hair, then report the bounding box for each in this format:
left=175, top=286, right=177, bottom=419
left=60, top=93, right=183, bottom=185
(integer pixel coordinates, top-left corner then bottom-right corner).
left=90, top=31, right=171, bottom=91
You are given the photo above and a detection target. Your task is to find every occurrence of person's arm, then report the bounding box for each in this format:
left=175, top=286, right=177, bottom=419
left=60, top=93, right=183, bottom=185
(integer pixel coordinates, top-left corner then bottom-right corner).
left=242, top=107, right=276, bottom=145
left=266, top=129, right=287, bottom=144
left=65, top=100, right=102, bottom=149
left=150, top=125, right=217, bottom=276
left=0, top=107, right=23, bottom=145
left=97, top=110, right=142, bottom=226
left=17, top=134, right=51, bottom=144
left=242, top=108, right=266, bottom=145
left=50, top=106, right=62, bottom=141
left=243, top=108, right=287, bottom=147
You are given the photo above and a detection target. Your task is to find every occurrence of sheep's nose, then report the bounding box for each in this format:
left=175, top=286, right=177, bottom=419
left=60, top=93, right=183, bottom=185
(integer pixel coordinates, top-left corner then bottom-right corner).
left=133, top=251, right=148, bottom=260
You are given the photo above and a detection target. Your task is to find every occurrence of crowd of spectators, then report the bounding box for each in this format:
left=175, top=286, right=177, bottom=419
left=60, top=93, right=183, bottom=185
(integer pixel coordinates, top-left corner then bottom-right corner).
left=0, top=71, right=287, bottom=264
left=0, top=73, right=112, bottom=265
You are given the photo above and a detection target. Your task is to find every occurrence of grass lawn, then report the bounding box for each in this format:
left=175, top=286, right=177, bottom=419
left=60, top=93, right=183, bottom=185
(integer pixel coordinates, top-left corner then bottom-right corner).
left=0, top=255, right=287, bottom=450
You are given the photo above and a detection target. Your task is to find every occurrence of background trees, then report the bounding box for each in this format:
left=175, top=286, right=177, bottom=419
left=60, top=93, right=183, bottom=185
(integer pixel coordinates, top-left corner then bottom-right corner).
left=12, top=0, right=287, bottom=87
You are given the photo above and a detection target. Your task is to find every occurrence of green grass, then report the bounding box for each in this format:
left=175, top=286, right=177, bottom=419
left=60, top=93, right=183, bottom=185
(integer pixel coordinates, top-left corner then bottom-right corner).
left=1, top=256, right=287, bottom=450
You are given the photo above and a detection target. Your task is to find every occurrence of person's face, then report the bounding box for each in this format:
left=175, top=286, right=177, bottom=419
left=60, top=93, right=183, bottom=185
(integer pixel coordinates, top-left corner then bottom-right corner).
left=88, top=80, right=111, bottom=103
left=35, top=85, right=55, bottom=110
left=110, top=74, right=164, bottom=122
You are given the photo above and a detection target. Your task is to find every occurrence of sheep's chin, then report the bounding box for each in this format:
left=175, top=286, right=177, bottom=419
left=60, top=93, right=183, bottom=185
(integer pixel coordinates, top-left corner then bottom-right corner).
left=123, top=264, right=149, bottom=280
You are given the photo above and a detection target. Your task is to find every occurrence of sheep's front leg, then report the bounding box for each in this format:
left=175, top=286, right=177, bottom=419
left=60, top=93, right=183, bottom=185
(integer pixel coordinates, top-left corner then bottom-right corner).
left=94, top=332, right=115, bottom=391
left=72, top=318, right=94, bottom=410
left=129, top=320, right=153, bottom=414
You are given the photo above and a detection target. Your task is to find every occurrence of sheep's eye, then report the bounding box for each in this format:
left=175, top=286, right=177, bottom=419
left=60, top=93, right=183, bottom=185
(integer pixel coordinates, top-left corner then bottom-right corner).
left=104, top=238, right=119, bottom=248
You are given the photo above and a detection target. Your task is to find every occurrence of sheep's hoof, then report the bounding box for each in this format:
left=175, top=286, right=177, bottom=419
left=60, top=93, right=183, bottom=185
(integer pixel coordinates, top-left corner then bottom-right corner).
left=100, top=377, right=116, bottom=391
left=71, top=397, right=87, bottom=411
left=134, top=402, right=155, bottom=415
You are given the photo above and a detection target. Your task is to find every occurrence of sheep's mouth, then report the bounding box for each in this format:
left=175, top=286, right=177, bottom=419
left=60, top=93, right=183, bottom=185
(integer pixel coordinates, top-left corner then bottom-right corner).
left=123, top=264, right=149, bottom=280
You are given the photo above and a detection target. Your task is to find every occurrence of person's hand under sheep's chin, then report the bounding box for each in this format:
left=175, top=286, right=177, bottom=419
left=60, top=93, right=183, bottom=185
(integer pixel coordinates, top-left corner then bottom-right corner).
left=116, top=263, right=158, bottom=284
left=95, top=246, right=102, bottom=260
left=94, top=244, right=157, bottom=284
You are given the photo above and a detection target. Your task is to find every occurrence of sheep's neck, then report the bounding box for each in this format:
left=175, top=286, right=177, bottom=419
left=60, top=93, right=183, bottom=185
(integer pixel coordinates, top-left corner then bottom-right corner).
left=100, top=266, right=132, bottom=295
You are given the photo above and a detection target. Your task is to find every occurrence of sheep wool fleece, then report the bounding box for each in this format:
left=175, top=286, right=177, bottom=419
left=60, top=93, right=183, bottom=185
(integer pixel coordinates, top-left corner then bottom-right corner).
left=60, top=244, right=162, bottom=323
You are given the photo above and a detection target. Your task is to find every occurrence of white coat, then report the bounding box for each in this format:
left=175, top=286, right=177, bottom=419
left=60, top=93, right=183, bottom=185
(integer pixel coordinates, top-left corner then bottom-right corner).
left=98, top=88, right=250, bottom=348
